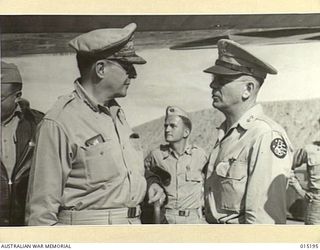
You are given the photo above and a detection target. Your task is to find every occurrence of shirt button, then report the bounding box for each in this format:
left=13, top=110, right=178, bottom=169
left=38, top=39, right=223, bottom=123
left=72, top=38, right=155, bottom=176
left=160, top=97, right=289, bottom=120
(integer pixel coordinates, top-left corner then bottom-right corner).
left=186, top=166, right=190, bottom=171
left=4, top=139, right=7, bottom=142
left=100, top=151, right=104, bottom=155
left=131, top=197, right=135, bottom=200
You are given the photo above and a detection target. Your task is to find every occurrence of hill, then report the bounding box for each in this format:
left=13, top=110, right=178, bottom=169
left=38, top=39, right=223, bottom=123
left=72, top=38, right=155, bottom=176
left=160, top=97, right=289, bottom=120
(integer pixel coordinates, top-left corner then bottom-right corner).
left=134, top=99, right=320, bottom=155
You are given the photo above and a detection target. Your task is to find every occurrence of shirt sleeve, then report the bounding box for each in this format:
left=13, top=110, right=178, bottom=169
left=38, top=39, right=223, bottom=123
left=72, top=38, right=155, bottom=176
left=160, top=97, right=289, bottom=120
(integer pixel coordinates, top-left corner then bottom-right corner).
left=144, top=152, right=171, bottom=187
left=25, top=119, right=72, bottom=226
left=292, top=148, right=308, bottom=169
left=244, top=131, right=293, bottom=224
left=144, top=153, right=162, bottom=189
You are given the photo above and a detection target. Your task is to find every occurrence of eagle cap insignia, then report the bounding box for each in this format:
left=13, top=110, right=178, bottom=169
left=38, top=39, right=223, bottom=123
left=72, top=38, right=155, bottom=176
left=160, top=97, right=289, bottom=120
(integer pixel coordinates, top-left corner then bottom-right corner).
left=270, top=138, right=288, bottom=159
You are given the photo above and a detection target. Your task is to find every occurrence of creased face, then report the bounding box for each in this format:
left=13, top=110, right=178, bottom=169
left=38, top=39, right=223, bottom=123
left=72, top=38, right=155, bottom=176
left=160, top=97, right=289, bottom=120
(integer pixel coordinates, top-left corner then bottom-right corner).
left=100, top=60, right=137, bottom=99
left=209, top=74, right=247, bottom=111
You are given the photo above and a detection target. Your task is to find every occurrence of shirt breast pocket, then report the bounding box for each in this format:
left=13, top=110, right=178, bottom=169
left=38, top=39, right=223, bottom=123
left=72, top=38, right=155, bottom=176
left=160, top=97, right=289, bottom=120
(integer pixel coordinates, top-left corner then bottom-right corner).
left=186, top=169, right=203, bottom=182
left=83, top=141, right=120, bottom=185
left=215, top=160, right=247, bottom=212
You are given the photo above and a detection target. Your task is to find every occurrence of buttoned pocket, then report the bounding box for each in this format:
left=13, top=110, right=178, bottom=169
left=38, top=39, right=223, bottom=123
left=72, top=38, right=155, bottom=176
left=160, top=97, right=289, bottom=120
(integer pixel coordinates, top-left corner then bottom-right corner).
left=186, top=169, right=203, bottom=182
left=215, top=160, right=247, bottom=212
left=83, top=141, right=120, bottom=184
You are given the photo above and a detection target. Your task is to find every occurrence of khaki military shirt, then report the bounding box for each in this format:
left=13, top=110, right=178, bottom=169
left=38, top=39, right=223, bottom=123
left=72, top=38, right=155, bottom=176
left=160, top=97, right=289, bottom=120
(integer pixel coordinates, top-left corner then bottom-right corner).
left=145, top=144, right=207, bottom=210
left=26, top=80, right=146, bottom=225
left=1, top=106, right=20, bottom=178
left=205, top=104, right=293, bottom=224
left=294, top=144, right=320, bottom=191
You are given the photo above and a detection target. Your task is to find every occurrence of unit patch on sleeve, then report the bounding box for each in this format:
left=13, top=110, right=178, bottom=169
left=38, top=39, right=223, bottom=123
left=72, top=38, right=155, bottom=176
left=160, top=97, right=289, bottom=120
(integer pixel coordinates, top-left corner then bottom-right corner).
left=270, top=138, right=288, bottom=159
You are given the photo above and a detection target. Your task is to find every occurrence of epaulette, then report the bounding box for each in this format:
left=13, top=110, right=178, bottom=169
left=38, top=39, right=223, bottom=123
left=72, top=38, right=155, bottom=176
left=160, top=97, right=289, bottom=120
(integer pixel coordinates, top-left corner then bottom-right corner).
left=191, top=144, right=207, bottom=154
left=256, top=113, right=293, bottom=151
left=255, top=113, right=286, bottom=135
left=45, top=92, right=76, bottom=120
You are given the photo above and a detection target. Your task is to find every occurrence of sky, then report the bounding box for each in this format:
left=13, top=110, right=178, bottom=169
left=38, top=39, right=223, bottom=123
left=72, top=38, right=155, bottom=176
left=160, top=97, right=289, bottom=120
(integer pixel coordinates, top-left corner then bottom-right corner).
left=3, top=42, right=320, bottom=126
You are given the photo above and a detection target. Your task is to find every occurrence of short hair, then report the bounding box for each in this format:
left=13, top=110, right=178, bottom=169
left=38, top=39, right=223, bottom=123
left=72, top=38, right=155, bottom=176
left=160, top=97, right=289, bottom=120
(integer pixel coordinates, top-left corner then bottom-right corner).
left=180, top=116, right=192, bottom=132
left=76, top=53, right=98, bottom=77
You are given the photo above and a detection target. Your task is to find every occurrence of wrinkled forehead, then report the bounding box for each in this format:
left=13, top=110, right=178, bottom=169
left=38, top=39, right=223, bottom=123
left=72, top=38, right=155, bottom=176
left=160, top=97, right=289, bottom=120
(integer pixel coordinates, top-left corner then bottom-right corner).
left=164, top=115, right=183, bottom=125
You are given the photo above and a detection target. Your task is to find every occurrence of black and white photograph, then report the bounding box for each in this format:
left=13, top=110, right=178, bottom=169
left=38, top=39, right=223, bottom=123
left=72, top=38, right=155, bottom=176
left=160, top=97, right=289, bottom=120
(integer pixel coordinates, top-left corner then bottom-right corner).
left=1, top=9, right=320, bottom=242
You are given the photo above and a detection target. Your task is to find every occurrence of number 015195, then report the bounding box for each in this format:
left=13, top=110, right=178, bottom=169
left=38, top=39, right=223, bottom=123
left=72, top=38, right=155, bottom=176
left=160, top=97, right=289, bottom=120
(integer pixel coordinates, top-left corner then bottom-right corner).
left=300, top=244, right=319, bottom=249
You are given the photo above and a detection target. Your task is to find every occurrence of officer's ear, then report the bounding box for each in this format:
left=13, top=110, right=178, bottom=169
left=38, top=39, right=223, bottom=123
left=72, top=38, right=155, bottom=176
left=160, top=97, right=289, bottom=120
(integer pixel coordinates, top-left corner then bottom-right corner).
left=95, top=60, right=106, bottom=79
left=242, top=81, right=255, bottom=100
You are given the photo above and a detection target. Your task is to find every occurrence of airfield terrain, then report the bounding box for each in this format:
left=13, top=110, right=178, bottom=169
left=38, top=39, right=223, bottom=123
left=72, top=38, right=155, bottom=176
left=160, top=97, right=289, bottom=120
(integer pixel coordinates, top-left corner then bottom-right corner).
left=134, top=99, right=320, bottom=155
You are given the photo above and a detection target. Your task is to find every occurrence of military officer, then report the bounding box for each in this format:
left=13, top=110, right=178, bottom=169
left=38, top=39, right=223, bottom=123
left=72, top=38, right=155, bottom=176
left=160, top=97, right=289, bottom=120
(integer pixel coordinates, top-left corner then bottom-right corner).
left=290, top=143, right=320, bottom=224
left=203, top=39, right=293, bottom=224
left=145, top=106, right=208, bottom=224
left=26, top=23, right=165, bottom=225
left=1, top=62, right=44, bottom=225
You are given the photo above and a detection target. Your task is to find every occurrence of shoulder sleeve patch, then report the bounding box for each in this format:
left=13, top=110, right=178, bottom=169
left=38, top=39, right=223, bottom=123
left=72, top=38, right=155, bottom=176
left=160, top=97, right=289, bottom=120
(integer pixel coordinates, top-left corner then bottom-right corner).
left=270, top=138, right=288, bottom=159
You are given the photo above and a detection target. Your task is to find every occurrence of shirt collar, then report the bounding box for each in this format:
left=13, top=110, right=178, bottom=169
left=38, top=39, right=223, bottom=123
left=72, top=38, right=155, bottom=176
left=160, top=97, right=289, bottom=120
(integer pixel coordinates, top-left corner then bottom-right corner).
left=162, top=143, right=193, bottom=159
left=216, top=104, right=264, bottom=142
left=237, top=104, right=264, bottom=130
left=74, top=79, right=123, bottom=121
left=74, top=79, right=100, bottom=112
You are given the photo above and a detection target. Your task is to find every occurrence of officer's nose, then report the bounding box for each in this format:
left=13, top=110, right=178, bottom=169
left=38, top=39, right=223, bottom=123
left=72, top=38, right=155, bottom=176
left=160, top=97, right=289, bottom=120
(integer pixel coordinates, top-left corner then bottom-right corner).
left=210, top=80, right=220, bottom=91
left=210, top=80, right=216, bottom=90
left=127, top=65, right=137, bottom=79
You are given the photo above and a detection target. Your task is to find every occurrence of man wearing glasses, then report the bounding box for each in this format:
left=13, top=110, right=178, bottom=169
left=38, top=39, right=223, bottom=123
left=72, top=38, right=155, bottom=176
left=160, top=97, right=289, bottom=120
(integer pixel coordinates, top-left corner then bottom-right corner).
left=26, top=23, right=165, bottom=225
left=203, top=39, right=293, bottom=224
left=1, top=62, right=44, bottom=225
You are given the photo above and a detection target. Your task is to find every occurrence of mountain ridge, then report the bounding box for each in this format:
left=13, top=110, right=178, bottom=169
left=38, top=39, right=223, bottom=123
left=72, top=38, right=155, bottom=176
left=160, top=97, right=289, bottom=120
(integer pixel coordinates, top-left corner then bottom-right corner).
left=134, top=98, right=320, bottom=155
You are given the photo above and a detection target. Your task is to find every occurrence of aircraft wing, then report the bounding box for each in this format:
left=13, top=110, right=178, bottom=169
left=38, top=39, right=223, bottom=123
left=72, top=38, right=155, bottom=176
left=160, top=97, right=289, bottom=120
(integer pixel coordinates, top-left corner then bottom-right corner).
left=1, top=14, right=320, bottom=56
left=170, top=27, right=320, bottom=50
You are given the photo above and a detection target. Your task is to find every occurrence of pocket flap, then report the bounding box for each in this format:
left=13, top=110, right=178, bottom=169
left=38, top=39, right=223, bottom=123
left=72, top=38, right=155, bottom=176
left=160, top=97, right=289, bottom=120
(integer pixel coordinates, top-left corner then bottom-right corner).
left=215, top=160, right=246, bottom=180
left=307, top=146, right=320, bottom=166
left=186, top=170, right=202, bottom=182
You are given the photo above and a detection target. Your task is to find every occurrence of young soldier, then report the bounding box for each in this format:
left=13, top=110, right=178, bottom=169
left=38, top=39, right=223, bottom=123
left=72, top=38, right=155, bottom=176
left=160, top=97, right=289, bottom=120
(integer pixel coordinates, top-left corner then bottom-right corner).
left=290, top=143, right=320, bottom=224
left=145, top=106, right=207, bottom=224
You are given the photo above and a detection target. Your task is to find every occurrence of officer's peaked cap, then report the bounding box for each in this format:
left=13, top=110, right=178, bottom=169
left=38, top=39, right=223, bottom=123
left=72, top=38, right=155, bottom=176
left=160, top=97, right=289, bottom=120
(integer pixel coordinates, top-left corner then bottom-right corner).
left=204, top=39, right=277, bottom=79
left=69, top=23, right=146, bottom=64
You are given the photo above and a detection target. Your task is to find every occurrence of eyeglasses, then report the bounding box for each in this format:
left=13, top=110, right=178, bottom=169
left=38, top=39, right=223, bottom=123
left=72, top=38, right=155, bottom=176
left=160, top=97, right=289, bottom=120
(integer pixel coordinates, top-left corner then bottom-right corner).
left=1, top=90, right=21, bottom=102
left=108, top=59, right=137, bottom=78
left=211, top=75, right=246, bottom=87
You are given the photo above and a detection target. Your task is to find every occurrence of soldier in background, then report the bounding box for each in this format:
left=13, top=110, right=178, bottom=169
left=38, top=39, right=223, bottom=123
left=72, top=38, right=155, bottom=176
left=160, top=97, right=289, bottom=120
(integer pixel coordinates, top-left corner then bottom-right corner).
left=1, top=61, right=44, bottom=226
left=203, top=39, right=293, bottom=224
left=26, top=23, right=165, bottom=225
left=144, top=106, right=207, bottom=224
left=290, top=143, right=320, bottom=224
